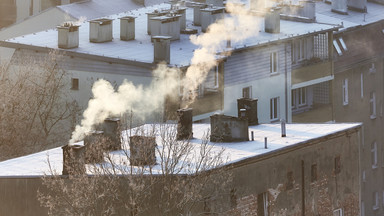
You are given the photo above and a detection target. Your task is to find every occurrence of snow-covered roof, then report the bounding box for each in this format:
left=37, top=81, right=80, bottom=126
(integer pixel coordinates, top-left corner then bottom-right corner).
left=0, top=123, right=361, bottom=177
left=2, top=3, right=339, bottom=67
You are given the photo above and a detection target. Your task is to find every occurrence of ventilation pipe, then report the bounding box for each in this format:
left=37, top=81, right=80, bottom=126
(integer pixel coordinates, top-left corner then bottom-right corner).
left=89, top=18, right=113, bottom=43
left=153, top=36, right=171, bottom=64
left=57, top=23, right=79, bottom=49
left=210, top=114, right=249, bottom=142
left=129, top=136, right=157, bottom=166
left=62, top=144, right=85, bottom=175
left=177, top=108, right=193, bottom=140
left=265, top=8, right=280, bottom=34
left=120, top=16, right=136, bottom=41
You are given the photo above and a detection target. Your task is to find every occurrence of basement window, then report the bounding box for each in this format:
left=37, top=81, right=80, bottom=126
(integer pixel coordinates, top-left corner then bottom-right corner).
left=71, top=78, right=79, bottom=90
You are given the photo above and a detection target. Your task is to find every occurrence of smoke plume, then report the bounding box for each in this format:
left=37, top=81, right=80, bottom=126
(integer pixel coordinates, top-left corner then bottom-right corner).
left=69, top=1, right=262, bottom=143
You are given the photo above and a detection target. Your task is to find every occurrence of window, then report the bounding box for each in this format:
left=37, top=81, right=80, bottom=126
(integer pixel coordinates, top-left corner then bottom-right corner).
left=257, top=192, right=268, bottom=216
left=311, top=164, right=317, bottom=182
left=71, top=78, right=79, bottom=90
left=370, top=92, right=376, bottom=119
left=292, top=38, right=308, bottom=63
left=334, top=156, right=341, bottom=174
left=373, top=191, right=379, bottom=210
left=342, top=79, right=348, bottom=105
left=339, top=37, right=347, bottom=51
left=361, top=73, right=364, bottom=98
left=242, top=86, right=252, bottom=98
left=270, top=52, right=278, bottom=74
left=292, top=88, right=307, bottom=109
left=372, top=142, right=378, bottom=169
left=270, top=97, right=279, bottom=121
left=333, top=208, right=343, bottom=216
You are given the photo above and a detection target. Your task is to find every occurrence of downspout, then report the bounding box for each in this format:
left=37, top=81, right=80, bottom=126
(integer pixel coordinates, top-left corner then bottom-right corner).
left=301, top=160, right=305, bottom=216
left=285, top=43, right=289, bottom=122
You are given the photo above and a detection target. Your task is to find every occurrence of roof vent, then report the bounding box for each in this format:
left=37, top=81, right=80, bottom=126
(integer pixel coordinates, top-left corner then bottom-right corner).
left=265, top=8, right=280, bottom=34
left=57, top=23, right=79, bottom=49
left=62, top=144, right=85, bottom=175
left=200, top=7, right=225, bottom=33
left=89, top=18, right=113, bottom=43
left=147, top=10, right=168, bottom=35
left=177, top=108, right=193, bottom=140
left=331, top=0, right=348, bottom=14
left=347, top=0, right=367, bottom=12
left=120, top=16, right=136, bottom=41
left=210, top=114, right=249, bottom=142
left=150, top=15, right=181, bottom=40
left=192, top=3, right=208, bottom=26
left=129, top=136, right=157, bottom=166
left=102, top=118, right=122, bottom=151
left=153, top=36, right=172, bottom=64
left=237, top=98, right=259, bottom=126
left=299, top=1, right=316, bottom=20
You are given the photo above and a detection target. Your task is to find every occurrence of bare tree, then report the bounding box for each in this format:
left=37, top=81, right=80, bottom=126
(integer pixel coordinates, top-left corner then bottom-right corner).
left=38, top=121, right=232, bottom=216
left=0, top=50, right=79, bottom=160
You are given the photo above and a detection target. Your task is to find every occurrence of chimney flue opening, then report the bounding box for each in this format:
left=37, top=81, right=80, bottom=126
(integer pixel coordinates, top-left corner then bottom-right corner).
left=62, top=144, right=86, bottom=175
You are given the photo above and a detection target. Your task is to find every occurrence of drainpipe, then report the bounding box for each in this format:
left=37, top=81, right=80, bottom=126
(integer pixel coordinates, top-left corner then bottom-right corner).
left=301, top=160, right=305, bottom=216
left=285, top=43, right=289, bottom=122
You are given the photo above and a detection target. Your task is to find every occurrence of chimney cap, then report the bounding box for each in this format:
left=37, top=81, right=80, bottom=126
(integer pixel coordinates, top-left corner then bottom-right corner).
left=119, top=16, right=136, bottom=20
left=152, top=35, right=172, bottom=41
left=89, top=18, right=113, bottom=25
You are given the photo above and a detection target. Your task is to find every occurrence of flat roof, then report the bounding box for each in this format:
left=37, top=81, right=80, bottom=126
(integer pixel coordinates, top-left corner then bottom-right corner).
left=3, top=3, right=339, bottom=67
left=0, top=123, right=361, bottom=176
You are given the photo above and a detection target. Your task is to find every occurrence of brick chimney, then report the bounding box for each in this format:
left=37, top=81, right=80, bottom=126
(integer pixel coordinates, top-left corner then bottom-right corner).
left=57, top=23, right=79, bottom=49
left=237, top=98, right=259, bottom=126
left=102, top=118, right=121, bottom=151
left=62, top=144, right=86, bottom=175
left=89, top=18, right=113, bottom=43
left=210, top=114, right=249, bottom=142
left=129, top=136, right=157, bottom=166
left=84, top=131, right=105, bottom=163
left=177, top=108, right=193, bottom=140
left=153, top=36, right=171, bottom=64
left=265, top=8, right=280, bottom=34
left=120, top=16, right=136, bottom=41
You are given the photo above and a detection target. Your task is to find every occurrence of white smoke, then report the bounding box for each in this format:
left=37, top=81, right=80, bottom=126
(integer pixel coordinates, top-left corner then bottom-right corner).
left=69, top=1, right=262, bottom=143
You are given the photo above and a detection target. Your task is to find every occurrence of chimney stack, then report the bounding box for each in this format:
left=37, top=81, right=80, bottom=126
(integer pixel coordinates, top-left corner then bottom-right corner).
left=153, top=36, right=171, bottom=64
left=192, top=3, right=207, bottom=26
left=102, top=118, right=121, bottom=151
left=331, top=0, right=348, bottom=14
left=206, top=0, right=224, bottom=7
left=347, top=0, right=367, bottom=12
left=237, top=98, right=259, bottom=126
left=129, top=136, right=157, bottom=166
left=299, top=1, right=316, bottom=21
left=84, top=131, right=105, bottom=163
left=147, top=10, right=168, bottom=35
left=200, top=7, right=225, bottom=33
left=265, top=8, right=280, bottom=34
left=89, top=18, right=113, bottom=43
left=57, top=23, right=79, bottom=49
left=62, top=144, right=86, bottom=175
left=172, top=7, right=187, bottom=31
left=120, top=16, right=136, bottom=41
left=210, top=114, right=249, bottom=142
left=177, top=108, right=193, bottom=140
left=150, top=15, right=181, bottom=40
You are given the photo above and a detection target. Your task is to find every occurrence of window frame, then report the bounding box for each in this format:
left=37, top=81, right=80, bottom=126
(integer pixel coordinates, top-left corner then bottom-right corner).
left=270, top=97, right=280, bottom=122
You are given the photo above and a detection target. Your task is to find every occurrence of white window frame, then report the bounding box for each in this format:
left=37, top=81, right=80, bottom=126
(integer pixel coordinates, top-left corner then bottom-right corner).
left=372, top=142, right=378, bottom=169
left=333, top=208, right=343, bottom=216
left=339, top=37, right=347, bottom=51
left=298, top=87, right=306, bottom=106
left=373, top=191, right=379, bottom=210
left=270, top=52, right=278, bottom=74
left=270, top=97, right=280, bottom=122
left=342, top=79, right=348, bottom=105
left=370, top=91, right=376, bottom=119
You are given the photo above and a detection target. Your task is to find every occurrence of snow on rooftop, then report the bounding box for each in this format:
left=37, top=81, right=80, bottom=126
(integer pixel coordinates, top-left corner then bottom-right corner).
left=4, top=3, right=339, bottom=67
left=0, top=123, right=360, bottom=177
